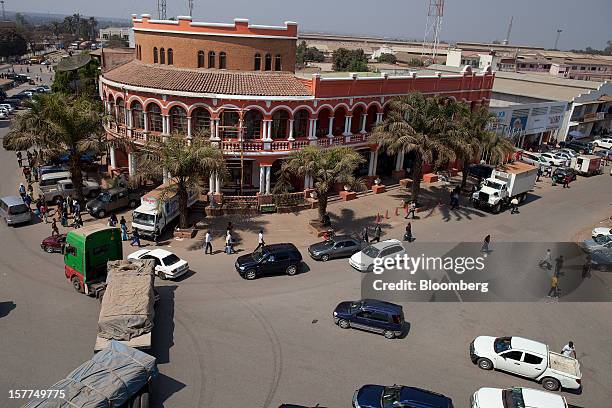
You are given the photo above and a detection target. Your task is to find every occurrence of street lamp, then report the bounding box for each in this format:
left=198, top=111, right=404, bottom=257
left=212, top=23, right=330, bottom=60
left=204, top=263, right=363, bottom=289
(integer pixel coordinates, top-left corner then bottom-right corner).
left=553, top=29, right=563, bottom=50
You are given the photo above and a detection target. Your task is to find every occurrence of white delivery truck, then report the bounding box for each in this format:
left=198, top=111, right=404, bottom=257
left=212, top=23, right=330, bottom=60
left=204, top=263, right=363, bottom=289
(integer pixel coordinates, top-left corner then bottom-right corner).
left=570, top=154, right=602, bottom=176
left=471, top=162, right=538, bottom=213
left=469, top=336, right=582, bottom=391
left=131, top=181, right=197, bottom=239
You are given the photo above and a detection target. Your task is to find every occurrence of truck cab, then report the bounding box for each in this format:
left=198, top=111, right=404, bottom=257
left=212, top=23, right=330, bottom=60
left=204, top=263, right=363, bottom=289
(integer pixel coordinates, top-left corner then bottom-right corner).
left=472, top=162, right=537, bottom=213
left=63, top=225, right=123, bottom=297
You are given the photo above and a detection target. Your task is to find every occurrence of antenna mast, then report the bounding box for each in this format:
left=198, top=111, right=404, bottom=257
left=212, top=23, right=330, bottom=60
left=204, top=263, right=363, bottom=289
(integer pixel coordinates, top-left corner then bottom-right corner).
left=503, top=16, right=513, bottom=45
left=1, top=1, right=6, bottom=21
left=157, top=0, right=167, bottom=20
left=422, top=0, right=445, bottom=65
left=188, top=0, right=194, bottom=16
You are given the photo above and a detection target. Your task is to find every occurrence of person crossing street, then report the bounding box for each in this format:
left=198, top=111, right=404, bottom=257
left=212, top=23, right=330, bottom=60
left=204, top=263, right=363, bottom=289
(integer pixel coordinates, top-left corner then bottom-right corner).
left=204, top=230, right=213, bottom=254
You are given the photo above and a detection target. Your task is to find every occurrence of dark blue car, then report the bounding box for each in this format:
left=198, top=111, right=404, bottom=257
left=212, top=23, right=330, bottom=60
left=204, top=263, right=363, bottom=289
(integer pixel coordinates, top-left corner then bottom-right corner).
left=333, top=299, right=404, bottom=339
left=352, top=384, right=453, bottom=408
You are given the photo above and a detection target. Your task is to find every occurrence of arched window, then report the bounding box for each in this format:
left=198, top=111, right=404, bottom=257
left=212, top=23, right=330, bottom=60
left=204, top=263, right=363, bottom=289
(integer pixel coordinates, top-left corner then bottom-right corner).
left=147, top=104, right=163, bottom=133
left=254, top=53, right=261, bottom=70
left=108, top=99, right=115, bottom=120
left=116, top=99, right=125, bottom=125
left=153, top=47, right=158, bottom=63
left=264, top=53, right=272, bottom=71
left=219, top=110, right=239, bottom=139
left=208, top=51, right=215, bottom=68
left=219, top=52, right=227, bottom=69
left=131, top=101, right=144, bottom=129
left=167, top=48, right=173, bottom=65
left=275, top=54, right=282, bottom=71
left=169, top=106, right=187, bottom=134
left=272, top=110, right=289, bottom=139
left=197, top=50, right=205, bottom=68
left=293, top=109, right=309, bottom=138
left=160, top=48, right=166, bottom=64
left=244, top=110, right=263, bottom=140
left=191, top=108, right=211, bottom=136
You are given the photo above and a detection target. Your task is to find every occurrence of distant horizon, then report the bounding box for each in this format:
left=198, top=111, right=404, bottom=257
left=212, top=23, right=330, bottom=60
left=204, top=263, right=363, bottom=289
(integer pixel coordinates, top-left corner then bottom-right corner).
left=2, top=0, right=610, bottom=51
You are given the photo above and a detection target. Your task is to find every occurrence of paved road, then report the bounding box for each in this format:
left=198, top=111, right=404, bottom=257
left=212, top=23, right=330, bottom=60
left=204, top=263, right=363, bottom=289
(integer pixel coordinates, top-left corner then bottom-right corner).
left=0, top=112, right=611, bottom=407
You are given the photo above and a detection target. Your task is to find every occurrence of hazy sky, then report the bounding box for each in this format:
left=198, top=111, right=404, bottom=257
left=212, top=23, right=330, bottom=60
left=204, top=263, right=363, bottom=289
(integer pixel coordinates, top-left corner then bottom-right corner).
left=7, top=0, right=612, bottom=50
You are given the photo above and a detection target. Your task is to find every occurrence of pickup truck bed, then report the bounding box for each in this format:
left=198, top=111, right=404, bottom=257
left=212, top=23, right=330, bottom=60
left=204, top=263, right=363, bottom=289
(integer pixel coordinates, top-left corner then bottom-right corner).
left=549, top=352, right=581, bottom=377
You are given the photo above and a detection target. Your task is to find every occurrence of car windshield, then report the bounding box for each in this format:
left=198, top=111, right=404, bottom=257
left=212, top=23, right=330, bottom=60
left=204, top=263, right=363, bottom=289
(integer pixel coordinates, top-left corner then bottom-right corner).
left=133, top=211, right=155, bottom=226
left=361, top=245, right=380, bottom=258
left=593, top=235, right=612, bottom=245
left=494, top=337, right=512, bottom=353
left=97, top=192, right=112, bottom=202
left=502, top=388, right=525, bottom=408
left=382, top=386, right=402, bottom=408
left=162, top=254, right=181, bottom=266
left=484, top=180, right=504, bottom=190
left=8, top=204, right=29, bottom=215
left=252, top=248, right=268, bottom=262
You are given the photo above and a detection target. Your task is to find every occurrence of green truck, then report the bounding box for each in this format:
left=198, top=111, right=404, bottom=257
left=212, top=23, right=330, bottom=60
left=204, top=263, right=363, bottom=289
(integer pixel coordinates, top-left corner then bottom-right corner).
left=63, top=224, right=123, bottom=298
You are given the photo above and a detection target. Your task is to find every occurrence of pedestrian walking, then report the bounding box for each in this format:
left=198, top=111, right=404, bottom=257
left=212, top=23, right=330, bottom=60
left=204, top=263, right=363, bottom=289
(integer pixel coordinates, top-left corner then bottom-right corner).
left=481, top=235, right=491, bottom=253
left=256, top=229, right=265, bottom=251
left=51, top=219, right=59, bottom=236
left=153, top=226, right=160, bottom=246
left=561, top=341, right=576, bottom=358
left=539, top=249, right=553, bottom=270
left=73, top=199, right=80, bottom=215
left=405, top=201, right=417, bottom=219
left=362, top=226, right=369, bottom=243
left=60, top=209, right=68, bottom=227
left=17, top=156, right=23, bottom=168
left=536, top=167, right=542, bottom=182
left=562, top=174, right=571, bottom=188
left=23, top=194, right=32, bottom=209
left=510, top=197, right=520, bottom=214
left=73, top=212, right=83, bottom=229
left=404, top=222, right=412, bottom=242
left=119, top=216, right=128, bottom=240
left=67, top=195, right=74, bottom=214
left=225, top=231, right=235, bottom=254
left=108, top=213, right=118, bottom=227
left=27, top=183, right=33, bottom=197
left=23, top=167, right=31, bottom=183
left=41, top=202, right=48, bottom=223
left=130, top=229, right=141, bottom=247
left=204, top=230, right=213, bottom=254
left=547, top=274, right=559, bottom=298
left=372, top=223, right=382, bottom=243
left=18, top=183, right=26, bottom=199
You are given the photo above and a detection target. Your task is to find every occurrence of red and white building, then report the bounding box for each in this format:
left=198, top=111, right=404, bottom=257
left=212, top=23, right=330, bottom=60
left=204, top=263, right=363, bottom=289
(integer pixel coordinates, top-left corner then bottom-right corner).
left=101, top=14, right=495, bottom=195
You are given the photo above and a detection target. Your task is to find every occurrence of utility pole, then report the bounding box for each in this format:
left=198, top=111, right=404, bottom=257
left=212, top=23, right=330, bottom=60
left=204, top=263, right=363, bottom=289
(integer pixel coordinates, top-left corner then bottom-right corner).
left=502, top=16, right=513, bottom=45
left=553, top=29, right=563, bottom=50
left=1, top=1, right=6, bottom=21
left=188, top=0, right=194, bottom=16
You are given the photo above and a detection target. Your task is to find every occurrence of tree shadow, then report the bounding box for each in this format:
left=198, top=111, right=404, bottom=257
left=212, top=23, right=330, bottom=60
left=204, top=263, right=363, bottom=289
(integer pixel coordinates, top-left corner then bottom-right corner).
left=151, top=285, right=176, bottom=365
left=328, top=208, right=392, bottom=238
left=0, top=301, right=16, bottom=318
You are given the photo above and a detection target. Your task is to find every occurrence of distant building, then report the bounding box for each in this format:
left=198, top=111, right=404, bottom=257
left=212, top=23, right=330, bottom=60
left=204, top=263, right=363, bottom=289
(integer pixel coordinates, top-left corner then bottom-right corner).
left=90, top=48, right=135, bottom=72
left=98, top=27, right=132, bottom=42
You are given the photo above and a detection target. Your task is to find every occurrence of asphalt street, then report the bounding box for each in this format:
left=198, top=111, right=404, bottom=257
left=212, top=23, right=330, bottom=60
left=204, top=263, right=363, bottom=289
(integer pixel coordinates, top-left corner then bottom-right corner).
left=0, top=90, right=611, bottom=407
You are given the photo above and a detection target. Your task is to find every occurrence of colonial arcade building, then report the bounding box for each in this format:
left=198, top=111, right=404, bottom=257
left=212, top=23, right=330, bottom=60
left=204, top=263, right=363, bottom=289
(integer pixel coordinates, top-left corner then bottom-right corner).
left=101, top=14, right=495, bottom=195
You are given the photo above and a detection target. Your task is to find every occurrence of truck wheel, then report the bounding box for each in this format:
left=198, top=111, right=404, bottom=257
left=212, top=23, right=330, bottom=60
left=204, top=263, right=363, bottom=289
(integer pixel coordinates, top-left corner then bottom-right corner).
left=245, top=269, right=257, bottom=280
left=542, top=377, right=560, bottom=391
left=71, top=276, right=83, bottom=293
left=97, top=209, right=106, bottom=219
left=383, top=330, right=395, bottom=339
left=286, top=264, right=298, bottom=276
left=338, top=319, right=350, bottom=329
left=492, top=203, right=501, bottom=214
left=477, top=358, right=493, bottom=370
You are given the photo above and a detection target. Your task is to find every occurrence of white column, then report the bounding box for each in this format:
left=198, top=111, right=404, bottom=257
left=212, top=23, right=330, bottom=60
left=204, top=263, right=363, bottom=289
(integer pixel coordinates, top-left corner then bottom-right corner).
left=163, top=167, right=169, bottom=184
left=162, top=115, right=168, bottom=135
left=143, top=112, right=149, bottom=132
left=214, top=119, right=220, bottom=140
left=327, top=116, right=334, bottom=137
left=395, top=151, right=405, bottom=171
left=372, top=150, right=379, bottom=175
left=109, top=147, right=117, bottom=169
left=376, top=112, right=384, bottom=124
left=265, top=166, right=271, bottom=194
left=209, top=174, right=215, bottom=194
left=261, top=120, right=267, bottom=141
left=308, top=119, right=317, bottom=140
left=266, top=120, right=272, bottom=141
left=128, top=152, right=135, bottom=176
left=187, top=117, right=192, bottom=139
left=367, top=150, right=375, bottom=176
left=343, top=115, right=352, bottom=136
left=215, top=172, right=221, bottom=194
left=360, top=113, right=367, bottom=133
left=259, top=166, right=265, bottom=193
left=537, top=132, right=543, bottom=145
left=126, top=109, right=133, bottom=128
left=288, top=119, right=295, bottom=141
left=210, top=119, right=215, bottom=140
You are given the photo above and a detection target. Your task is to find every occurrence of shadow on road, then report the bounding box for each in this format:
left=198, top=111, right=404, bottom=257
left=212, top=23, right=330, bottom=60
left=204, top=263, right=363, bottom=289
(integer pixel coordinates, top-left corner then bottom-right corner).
left=152, top=284, right=177, bottom=365
left=0, top=301, right=16, bottom=318
left=151, top=372, right=186, bottom=408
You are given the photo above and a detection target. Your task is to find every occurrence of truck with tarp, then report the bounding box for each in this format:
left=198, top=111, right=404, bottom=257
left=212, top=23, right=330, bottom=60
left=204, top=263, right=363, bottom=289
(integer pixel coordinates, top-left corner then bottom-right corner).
left=95, top=259, right=156, bottom=352
left=22, top=340, right=157, bottom=408
left=63, top=224, right=123, bottom=297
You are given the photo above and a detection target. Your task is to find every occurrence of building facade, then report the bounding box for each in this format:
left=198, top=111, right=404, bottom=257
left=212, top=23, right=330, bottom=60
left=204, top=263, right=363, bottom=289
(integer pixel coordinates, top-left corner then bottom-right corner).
left=100, top=14, right=495, bottom=196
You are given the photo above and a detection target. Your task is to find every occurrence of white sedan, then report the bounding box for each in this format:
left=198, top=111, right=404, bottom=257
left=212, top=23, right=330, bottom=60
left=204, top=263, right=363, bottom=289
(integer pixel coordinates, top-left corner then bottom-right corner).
left=471, top=387, right=567, bottom=408
left=349, top=239, right=406, bottom=272
left=128, top=248, right=189, bottom=280
left=593, top=137, right=612, bottom=150
left=592, top=227, right=612, bottom=239
left=540, top=152, right=568, bottom=166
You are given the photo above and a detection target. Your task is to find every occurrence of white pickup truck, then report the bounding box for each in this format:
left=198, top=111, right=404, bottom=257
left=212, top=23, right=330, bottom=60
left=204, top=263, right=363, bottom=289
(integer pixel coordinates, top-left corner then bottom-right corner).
left=471, top=387, right=568, bottom=408
left=469, top=336, right=582, bottom=391
left=39, top=178, right=100, bottom=204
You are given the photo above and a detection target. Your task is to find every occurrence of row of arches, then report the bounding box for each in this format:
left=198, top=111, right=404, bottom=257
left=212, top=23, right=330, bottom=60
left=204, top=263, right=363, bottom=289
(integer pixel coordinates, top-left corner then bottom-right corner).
left=197, top=50, right=227, bottom=69
left=153, top=47, right=174, bottom=65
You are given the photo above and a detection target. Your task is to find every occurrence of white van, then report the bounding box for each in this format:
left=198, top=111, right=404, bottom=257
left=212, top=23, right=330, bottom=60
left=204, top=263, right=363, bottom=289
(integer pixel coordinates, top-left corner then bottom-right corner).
left=0, top=196, right=32, bottom=225
left=39, top=171, right=72, bottom=192
left=519, top=152, right=546, bottom=168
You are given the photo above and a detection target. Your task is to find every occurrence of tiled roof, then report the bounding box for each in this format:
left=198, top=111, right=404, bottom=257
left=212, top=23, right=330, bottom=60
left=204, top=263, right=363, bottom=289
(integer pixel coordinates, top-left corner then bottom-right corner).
left=103, top=60, right=313, bottom=97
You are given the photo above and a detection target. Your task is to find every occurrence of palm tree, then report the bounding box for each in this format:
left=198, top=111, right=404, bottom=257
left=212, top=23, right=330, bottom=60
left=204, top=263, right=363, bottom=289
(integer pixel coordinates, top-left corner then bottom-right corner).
left=3, top=93, right=105, bottom=201
left=279, top=146, right=365, bottom=221
left=137, top=136, right=228, bottom=229
left=454, top=106, right=515, bottom=189
left=371, top=93, right=457, bottom=204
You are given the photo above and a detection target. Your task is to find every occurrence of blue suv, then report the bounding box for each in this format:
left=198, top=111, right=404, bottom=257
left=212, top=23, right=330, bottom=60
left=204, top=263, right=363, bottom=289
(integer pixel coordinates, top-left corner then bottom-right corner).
left=333, top=299, right=404, bottom=339
left=352, top=384, right=453, bottom=408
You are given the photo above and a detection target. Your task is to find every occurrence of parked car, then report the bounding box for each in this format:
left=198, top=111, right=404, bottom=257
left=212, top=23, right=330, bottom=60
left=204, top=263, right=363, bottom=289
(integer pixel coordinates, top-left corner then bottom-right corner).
left=552, top=150, right=574, bottom=161
left=591, top=226, right=612, bottom=239
left=349, top=239, right=406, bottom=272
left=0, top=103, right=15, bottom=114
left=559, top=140, right=593, bottom=154
left=235, top=243, right=303, bottom=280
left=86, top=187, right=142, bottom=218
left=333, top=299, right=404, bottom=339
left=593, top=137, right=612, bottom=150
left=555, top=148, right=578, bottom=158
left=0, top=111, right=7, bottom=120
left=551, top=167, right=576, bottom=184
left=469, top=336, right=582, bottom=391
left=470, top=387, right=568, bottom=408
left=519, top=152, right=546, bottom=168
left=583, top=237, right=612, bottom=272
left=468, top=163, right=494, bottom=180
left=40, top=234, right=67, bottom=253
left=128, top=248, right=189, bottom=280
left=352, top=384, right=453, bottom=408
left=0, top=196, right=32, bottom=226
left=37, top=165, right=69, bottom=179
left=57, top=151, right=96, bottom=165
left=308, top=235, right=362, bottom=261
left=540, top=152, right=567, bottom=166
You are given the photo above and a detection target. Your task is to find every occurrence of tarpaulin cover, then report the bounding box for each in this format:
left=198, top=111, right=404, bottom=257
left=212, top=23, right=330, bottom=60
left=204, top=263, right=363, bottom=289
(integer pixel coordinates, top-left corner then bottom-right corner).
left=97, top=259, right=156, bottom=341
left=22, top=340, right=158, bottom=408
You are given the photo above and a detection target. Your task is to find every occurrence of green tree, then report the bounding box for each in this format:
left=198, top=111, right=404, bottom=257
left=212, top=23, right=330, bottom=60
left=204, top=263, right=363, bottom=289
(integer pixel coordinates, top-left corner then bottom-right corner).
left=304, top=46, right=325, bottom=62
left=372, top=93, right=457, bottom=204
left=332, top=48, right=369, bottom=72
left=377, top=53, right=397, bottom=64
left=408, top=57, right=425, bottom=67
left=296, top=40, right=307, bottom=66
left=137, top=136, right=228, bottom=229
left=279, top=146, right=365, bottom=221
left=3, top=93, right=106, bottom=202
left=52, top=58, right=100, bottom=97
left=0, top=29, right=28, bottom=59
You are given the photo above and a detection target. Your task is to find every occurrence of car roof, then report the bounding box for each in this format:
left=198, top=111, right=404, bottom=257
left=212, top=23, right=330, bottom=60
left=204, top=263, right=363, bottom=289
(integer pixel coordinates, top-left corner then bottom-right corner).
left=399, top=386, right=451, bottom=407
left=520, top=388, right=566, bottom=406
left=362, top=299, right=403, bottom=314
left=267, top=243, right=299, bottom=252
left=144, top=248, right=173, bottom=258
left=369, top=239, right=402, bottom=250
left=330, top=235, right=359, bottom=242
left=511, top=337, right=548, bottom=355
left=0, top=196, right=27, bottom=206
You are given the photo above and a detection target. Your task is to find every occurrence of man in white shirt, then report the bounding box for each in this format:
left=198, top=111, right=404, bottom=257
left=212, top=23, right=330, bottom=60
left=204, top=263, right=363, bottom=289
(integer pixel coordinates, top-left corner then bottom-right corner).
left=204, top=230, right=213, bottom=254
left=561, top=341, right=576, bottom=358
left=256, top=230, right=265, bottom=251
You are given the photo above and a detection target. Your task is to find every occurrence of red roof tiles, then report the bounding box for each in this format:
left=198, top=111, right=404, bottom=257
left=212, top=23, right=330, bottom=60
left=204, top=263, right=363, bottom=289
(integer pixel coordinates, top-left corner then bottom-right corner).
left=103, top=61, right=312, bottom=97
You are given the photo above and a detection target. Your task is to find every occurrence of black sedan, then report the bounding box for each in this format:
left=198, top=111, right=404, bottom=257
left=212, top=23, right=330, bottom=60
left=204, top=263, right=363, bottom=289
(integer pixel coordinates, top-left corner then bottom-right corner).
left=308, top=235, right=362, bottom=261
left=552, top=167, right=577, bottom=184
